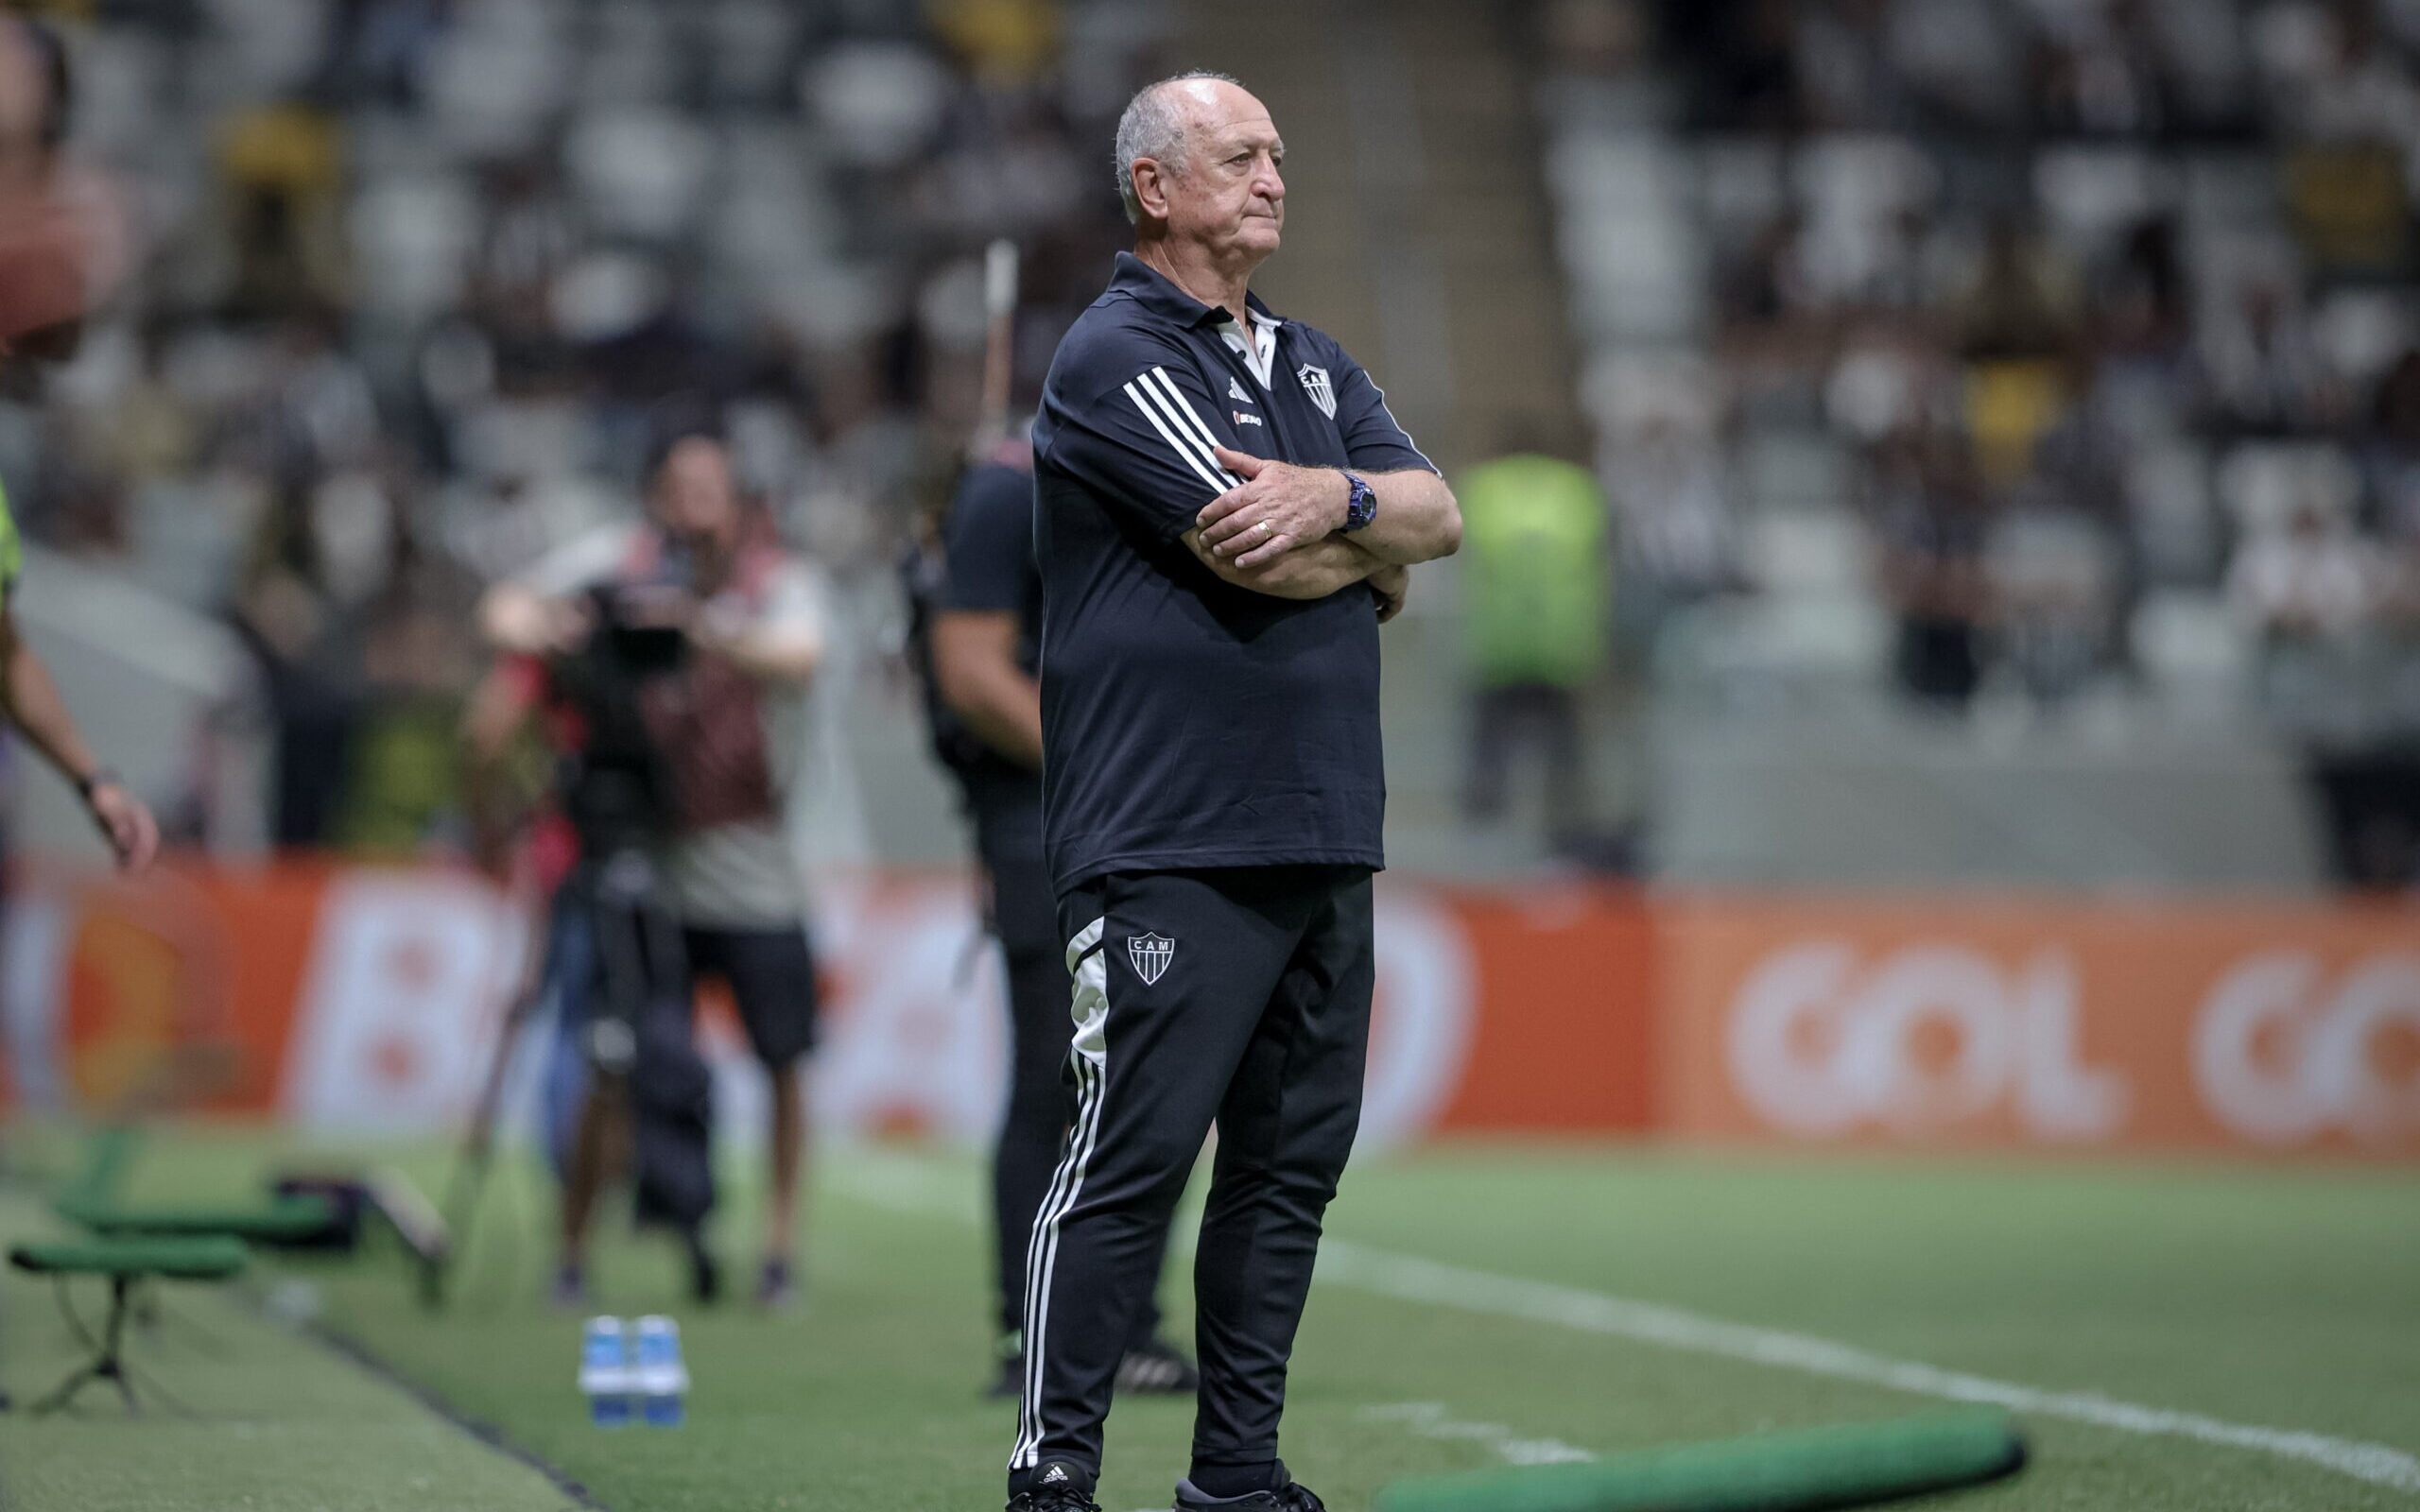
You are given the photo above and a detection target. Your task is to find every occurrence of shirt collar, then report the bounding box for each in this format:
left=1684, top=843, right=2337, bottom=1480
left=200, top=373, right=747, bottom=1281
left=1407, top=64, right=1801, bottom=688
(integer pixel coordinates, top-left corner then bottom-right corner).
left=1109, top=250, right=1283, bottom=331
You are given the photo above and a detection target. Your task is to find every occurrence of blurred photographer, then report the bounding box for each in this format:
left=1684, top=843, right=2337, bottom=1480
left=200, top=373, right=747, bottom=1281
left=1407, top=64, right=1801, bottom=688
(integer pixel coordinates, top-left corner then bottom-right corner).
left=478, top=426, right=825, bottom=1309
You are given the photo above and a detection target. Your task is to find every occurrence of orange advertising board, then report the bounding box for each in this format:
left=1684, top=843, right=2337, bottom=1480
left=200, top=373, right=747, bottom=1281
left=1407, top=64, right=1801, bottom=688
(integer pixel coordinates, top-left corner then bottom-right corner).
left=1424, top=886, right=1652, bottom=1132
left=4, top=861, right=2413, bottom=1159
left=7, top=860, right=336, bottom=1116
left=0, top=863, right=1658, bottom=1143
left=1659, top=895, right=2420, bottom=1157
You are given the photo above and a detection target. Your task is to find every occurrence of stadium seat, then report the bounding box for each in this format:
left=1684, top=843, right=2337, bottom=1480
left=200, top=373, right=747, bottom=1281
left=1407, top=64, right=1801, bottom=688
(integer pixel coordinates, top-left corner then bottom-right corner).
left=5, top=1235, right=248, bottom=1415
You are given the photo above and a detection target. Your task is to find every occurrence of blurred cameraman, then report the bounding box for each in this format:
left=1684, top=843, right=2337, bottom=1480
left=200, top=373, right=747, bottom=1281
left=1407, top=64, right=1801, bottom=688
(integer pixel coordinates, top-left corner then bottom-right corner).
left=477, top=425, right=825, bottom=1309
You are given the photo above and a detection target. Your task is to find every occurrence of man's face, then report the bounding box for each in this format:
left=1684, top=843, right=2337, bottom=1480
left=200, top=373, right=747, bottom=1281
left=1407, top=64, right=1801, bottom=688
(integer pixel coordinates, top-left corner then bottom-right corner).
left=1154, top=80, right=1285, bottom=265
left=649, top=437, right=742, bottom=562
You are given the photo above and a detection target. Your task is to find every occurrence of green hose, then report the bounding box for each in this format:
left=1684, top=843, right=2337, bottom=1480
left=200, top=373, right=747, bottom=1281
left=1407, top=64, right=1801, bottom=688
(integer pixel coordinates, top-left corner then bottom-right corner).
left=1375, top=1409, right=2028, bottom=1512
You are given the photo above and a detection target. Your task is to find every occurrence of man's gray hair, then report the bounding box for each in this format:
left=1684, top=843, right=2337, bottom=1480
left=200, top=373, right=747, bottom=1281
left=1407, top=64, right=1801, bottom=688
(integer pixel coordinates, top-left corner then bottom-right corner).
left=1113, top=70, right=1242, bottom=226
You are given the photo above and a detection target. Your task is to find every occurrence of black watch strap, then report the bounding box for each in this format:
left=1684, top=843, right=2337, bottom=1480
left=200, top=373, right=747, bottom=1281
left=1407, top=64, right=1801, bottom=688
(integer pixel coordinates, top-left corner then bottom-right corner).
left=76, top=766, right=120, bottom=800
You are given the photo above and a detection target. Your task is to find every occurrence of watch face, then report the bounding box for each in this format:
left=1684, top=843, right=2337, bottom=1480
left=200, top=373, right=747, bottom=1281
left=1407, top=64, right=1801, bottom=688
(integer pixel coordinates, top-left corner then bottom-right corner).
left=1346, top=474, right=1376, bottom=529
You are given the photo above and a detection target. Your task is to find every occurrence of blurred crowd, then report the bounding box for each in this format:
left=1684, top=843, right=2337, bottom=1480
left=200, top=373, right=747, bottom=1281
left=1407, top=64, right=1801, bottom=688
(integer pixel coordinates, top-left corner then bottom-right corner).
left=1538, top=0, right=2420, bottom=887
left=1, top=0, right=1155, bottom=854
left=12, top=0, right=2420, bottom=888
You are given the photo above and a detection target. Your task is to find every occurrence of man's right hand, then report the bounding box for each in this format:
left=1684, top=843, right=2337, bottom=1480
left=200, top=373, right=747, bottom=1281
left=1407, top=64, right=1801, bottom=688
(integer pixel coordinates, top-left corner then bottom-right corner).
left=480, top=586, right=592, bottom=657
left=1198, top=446, right=1352, bottom=567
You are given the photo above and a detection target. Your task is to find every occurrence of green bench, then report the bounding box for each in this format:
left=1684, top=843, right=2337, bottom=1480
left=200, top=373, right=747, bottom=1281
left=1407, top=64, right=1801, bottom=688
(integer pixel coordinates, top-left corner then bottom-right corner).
left=7, top=1236, right=248, bottom=1414
left=53, top=1191, right=341, bottom=1245
left=55, top=1123, right=141, bottom=1210
left=46, top=1124, right=344, bottom=1247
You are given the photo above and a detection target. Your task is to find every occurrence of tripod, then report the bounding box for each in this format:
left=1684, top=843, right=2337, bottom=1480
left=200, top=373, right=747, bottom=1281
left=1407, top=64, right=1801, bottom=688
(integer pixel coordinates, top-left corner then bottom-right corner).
left=556, top=849, right=717, bottom=1289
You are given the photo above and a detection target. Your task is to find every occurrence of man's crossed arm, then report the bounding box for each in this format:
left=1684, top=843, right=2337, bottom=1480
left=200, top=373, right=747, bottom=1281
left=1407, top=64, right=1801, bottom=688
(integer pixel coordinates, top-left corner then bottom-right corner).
left=1178, top=445, right=1452, bottom=620
left=1194, top=445, right=1461, bottom=570
left=1183, top=527, right=1409, bottom=621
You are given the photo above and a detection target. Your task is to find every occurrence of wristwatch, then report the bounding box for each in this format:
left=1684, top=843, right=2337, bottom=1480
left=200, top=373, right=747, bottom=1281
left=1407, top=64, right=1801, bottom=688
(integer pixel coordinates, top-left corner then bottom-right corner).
left=76, top=766, right=120, bottom=801
left=1340, top=470, right=1377, bottom=532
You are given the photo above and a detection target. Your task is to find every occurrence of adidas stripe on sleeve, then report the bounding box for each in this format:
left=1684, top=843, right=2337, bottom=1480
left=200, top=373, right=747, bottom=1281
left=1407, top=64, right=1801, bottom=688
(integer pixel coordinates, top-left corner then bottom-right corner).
left=1046, top=348, right=1246, bottom=543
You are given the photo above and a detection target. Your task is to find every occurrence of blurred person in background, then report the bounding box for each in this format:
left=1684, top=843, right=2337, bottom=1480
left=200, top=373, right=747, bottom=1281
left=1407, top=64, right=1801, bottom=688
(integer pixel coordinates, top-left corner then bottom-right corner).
left=1876, top=427, right=1995, bottom=713
left=479, top=423, right=826, bottom=1309
left=0, top=12, right=156, bottom=873
left=2204, top=277, right=2342, bottom=437
left=229, top=553, right=359, bottom=850
left=906, top=433, right=1197, bottom=1400
left=2228, top=493, right=2413, bottom=887
left=342, top=584, right=477, bottom=853
left=2359, top=347, right=2420, bottom=547
left=1610, top=411, right=1740, bottom=628
left=2227, top=497, right=2382, bottom=660
left=1457, top=430, right=1609, bottom=850
left=1954, top=215, right=2080, bottom=363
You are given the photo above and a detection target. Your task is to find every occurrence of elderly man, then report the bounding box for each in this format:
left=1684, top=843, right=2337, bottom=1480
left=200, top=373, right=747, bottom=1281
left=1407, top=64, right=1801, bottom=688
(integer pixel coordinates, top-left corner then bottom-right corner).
left=1007, top=72, right=1460, bottom=1512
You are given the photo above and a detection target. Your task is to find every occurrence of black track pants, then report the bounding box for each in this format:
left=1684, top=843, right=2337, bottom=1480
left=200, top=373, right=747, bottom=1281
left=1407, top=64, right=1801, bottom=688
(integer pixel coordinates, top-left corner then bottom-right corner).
left=1008, top=864, right=1374, bottom=1486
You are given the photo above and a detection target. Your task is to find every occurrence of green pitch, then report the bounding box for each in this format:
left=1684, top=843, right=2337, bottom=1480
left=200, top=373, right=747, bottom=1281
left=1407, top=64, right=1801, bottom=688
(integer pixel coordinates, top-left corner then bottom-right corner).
left=0, top=1177, right=575, bottom=1512
left=3, top=1128, right=2414, bottom=1512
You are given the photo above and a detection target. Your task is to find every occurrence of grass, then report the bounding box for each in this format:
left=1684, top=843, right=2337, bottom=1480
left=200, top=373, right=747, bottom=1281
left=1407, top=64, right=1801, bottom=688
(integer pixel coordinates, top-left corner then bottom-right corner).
left=3, top=1126, right=2415, bottom=1512
left=0, top=1179, right=576, bottom=1512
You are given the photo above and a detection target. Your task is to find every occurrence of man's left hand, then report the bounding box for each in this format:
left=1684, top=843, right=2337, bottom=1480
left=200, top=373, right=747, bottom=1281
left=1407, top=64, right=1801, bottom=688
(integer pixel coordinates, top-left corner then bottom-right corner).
left=1199, top=447, right=1350, bottom=568
left=1370, top=564, right=1409, bottom=623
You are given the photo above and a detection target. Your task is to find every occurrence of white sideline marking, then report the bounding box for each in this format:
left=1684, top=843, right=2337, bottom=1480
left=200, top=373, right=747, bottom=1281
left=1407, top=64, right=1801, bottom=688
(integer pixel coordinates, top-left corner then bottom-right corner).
left=832, top=1152, right=2420, bottom=1496
left=1360, top=1401, right=1593, bottom=1466
left=1318, top=1242, right=2420, bottom=1496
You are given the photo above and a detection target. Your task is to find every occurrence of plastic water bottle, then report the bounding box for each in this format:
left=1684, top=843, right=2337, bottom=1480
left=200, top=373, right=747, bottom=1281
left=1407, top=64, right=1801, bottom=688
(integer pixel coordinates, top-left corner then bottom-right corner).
left=579, top=1316, right=633, bottom=1427
left=633, top=1314, right=689, bottom=1428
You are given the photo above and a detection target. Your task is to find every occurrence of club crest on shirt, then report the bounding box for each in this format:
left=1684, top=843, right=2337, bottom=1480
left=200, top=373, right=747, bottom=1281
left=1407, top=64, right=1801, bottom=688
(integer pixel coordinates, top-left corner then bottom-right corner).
left=1297, top=363, right=1336, bottom=419
left=1128, top=932, right=1175, bottom=985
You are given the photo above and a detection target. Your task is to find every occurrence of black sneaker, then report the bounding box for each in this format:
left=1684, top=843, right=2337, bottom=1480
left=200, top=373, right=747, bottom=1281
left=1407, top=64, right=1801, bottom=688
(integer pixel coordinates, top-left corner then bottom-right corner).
left=686, top=1236, right=722, bottom=1305
left=1116, top=1335, right=1200, bottom=1396
left=1008, top=1460, right=1101, bottom=1512
left=1173, top=1462, right=1324, bottom=1512
left=755, top=1257, right=799, bottom=1310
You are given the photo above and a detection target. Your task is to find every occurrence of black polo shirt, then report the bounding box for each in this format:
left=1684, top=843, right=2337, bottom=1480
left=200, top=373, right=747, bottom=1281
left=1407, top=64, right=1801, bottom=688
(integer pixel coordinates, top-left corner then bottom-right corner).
left=1031, top=251, right=1436, bottom=894
left=936, top=447, right=1044, bottom=801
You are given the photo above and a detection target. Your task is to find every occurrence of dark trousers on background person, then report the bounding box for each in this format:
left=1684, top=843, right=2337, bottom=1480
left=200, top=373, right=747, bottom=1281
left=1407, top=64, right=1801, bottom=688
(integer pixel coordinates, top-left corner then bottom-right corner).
left=1896, top=616, right=1981, bottom=710
left=1463, top=679, right=1585, bottom=836
left=967, top=774, right=1165, bottom=1349
left=1010, top=864, right=1374, bottom=1487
